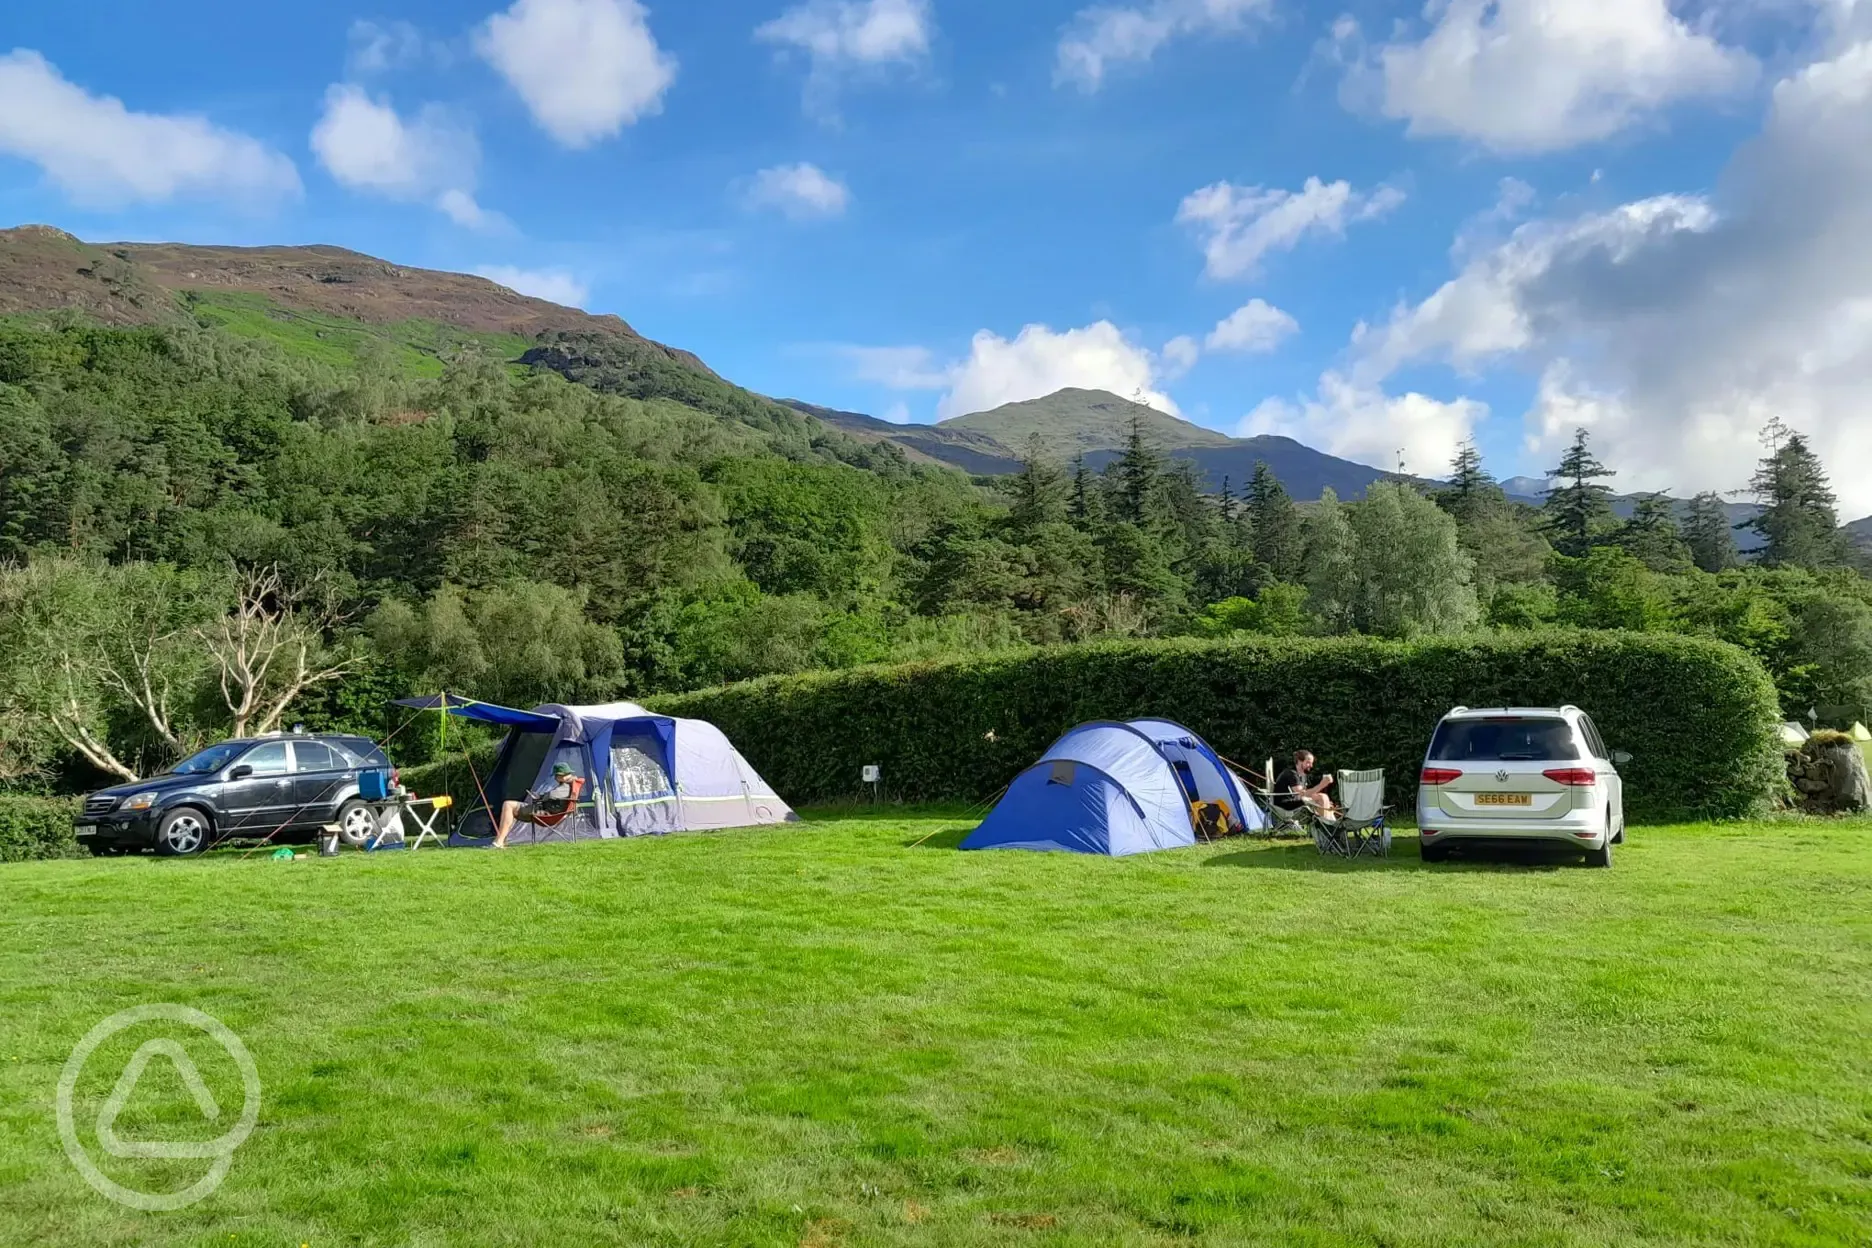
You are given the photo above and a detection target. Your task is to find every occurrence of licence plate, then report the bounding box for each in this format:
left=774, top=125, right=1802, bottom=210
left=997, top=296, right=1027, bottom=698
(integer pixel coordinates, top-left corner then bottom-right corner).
left=1474, top=793, right=1532, bottom=807
left=75, top=824, right=98, bottom=839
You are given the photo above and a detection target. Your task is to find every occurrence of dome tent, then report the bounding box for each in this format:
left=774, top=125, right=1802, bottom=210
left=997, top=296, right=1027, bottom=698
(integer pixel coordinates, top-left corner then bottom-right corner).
left=961, top=719, right=1265, bottom=857
left=395, top=696, right=795, bottom=846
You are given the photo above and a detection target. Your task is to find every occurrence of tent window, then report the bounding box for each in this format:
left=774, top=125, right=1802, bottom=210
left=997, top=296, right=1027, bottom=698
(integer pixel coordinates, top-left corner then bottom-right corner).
left=612, top=744, right=673, bottom=801
left=1048, top=760, right=1076, bottom=785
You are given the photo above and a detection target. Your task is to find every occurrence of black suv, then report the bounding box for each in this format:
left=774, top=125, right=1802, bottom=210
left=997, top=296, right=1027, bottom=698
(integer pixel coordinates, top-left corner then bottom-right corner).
left=75, top=734, right=392, bottom=857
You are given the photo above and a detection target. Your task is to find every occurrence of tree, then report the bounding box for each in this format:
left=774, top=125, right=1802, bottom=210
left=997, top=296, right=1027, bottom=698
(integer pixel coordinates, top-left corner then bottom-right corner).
left=1542, top=428, right=1616, bottom=558
left=1068, top=454, right=1095, bottom=527
left=1244, top=462, right=1304, bottom=583
left=1114, top=416, right=1162, bottom=525
left=1747, top=422, right=1850, bottom=569
left=1009, top=435, right=1067, bottom=536
left=201, top=566, right=357, bottom=738
left=1345, top=484, right=1480, bottom=638
left=1684, top=492, right=1740, bottom=573
left=1300, top=488, right=1360, bottom=634
left=1434, top=441, right=1501, bottom=526
left=1617, top=494, right=1694, bottom=574
left=372, top=580, right=625, bottom=707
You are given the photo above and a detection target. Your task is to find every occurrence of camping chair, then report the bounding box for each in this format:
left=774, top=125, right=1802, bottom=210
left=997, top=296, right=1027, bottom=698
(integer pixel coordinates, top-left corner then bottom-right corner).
left=1255, top=757, right=1316, bottom=840
left=1328, top=769, right=1390, bottom=859
left=528, top=776, right=587, bottom=843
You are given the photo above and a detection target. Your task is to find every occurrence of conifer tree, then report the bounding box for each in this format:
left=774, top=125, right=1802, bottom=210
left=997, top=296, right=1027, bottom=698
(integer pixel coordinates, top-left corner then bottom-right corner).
left=1746, top=420, right=1849, bottom=568
left=1683, top=491, right=1739, bottom=573
left=1617, top=493, right=1694, bottom=574
left=1244, top=461, right=1304, bottom=583
left=1114, top=416, right=1162, bottom=526
left=1434, top=441, right=1500, bottom=525
left=1542, top=428, right=1616, bottom=558
left=1009, top=435, right=1066, bottom=535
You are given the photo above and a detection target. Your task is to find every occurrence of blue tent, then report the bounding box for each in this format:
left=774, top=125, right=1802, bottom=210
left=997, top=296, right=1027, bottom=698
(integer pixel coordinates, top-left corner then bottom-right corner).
left=960, top=719, right=1266, bottom=856
left=394, top=696, right=796, bottom=846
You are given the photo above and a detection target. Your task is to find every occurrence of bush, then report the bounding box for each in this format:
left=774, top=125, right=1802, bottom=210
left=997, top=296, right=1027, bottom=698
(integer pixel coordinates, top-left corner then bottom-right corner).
left=653, top=632, right=1785, bottom=822
left=398, top=745, right=502, bottom=819
left=0, top=795, right=82, bottom=862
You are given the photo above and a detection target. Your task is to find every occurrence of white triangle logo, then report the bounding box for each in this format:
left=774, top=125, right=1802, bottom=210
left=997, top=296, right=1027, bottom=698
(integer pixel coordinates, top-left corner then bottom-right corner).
left=96, top=1040, right=223, bottom=1160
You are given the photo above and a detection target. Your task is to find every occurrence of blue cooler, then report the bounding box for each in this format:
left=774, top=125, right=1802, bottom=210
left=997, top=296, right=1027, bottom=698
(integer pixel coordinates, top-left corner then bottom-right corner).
left=359, top=769, right=394, bottom=802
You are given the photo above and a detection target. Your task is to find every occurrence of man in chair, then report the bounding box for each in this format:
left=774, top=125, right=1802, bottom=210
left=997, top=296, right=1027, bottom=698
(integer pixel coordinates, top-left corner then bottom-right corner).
left=1274, top=749, right=1337, bottom=822
left=493, top=763, right=579, bottom=849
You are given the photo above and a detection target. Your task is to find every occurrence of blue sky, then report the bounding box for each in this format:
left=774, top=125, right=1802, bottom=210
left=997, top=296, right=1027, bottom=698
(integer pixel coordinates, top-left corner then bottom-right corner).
left=3, top=1, right=1870, bottom=512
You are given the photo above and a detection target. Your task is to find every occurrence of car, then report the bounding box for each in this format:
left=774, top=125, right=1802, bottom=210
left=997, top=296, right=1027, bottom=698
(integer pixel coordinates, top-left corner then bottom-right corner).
left=1416, top=706, right=1628, bottom=867
left=73, top=733, right=393, bottom=858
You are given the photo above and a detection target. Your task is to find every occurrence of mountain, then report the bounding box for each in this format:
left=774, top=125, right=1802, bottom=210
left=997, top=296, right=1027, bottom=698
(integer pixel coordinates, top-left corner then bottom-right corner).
left=808, top=387, right=1414, bottom=499
left=943, top=388, right=1237, bottom=458
left=778, top=400, right=1026, bottom=475
left=1848, top=515, right=1872, bottom=551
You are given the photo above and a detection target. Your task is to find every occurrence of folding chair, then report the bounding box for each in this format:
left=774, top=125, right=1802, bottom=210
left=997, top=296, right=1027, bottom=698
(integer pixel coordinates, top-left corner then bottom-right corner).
left=1256, top=756, right=1317, bottom=840
left=528, top=777, right=588, bottom=844
left=1332, top=769, right=1391, bottom=858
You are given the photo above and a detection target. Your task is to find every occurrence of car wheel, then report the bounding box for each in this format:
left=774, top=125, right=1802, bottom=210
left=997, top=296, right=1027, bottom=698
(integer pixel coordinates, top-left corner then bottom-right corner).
left=154, top=808, right=212, bottom=857
left=1612, top=816, right=1626, bottom=845
left=1586, top=836, right=1613, bottom=868
left=1420, top=840, right=1447, bottom=863
left=335, top=799, right=378, bottom=848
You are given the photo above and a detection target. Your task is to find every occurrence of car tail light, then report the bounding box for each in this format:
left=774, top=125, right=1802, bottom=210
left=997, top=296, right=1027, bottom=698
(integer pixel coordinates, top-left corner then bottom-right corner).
left=1421, top=828, right=1441, bottom=838
left=1543, top=767, right=1598, bottom=786
left=1420, top=767, right=1463, bottom=786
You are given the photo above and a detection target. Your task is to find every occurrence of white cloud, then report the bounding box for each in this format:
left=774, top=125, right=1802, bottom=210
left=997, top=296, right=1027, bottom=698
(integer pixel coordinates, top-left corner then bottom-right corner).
left=1206, top=299, right=1298, bottom=353
left=1349, top=31, right=1872, bottom=515
left=476, top=0, right=677, bottom=148
left=756, top=0, right=932, bottom=120
left=881, top=400, right=913, bottom=424
left=742, top=162, right=851, bottom=220
left=1243, top=373, right=1488, bottom=477
left=346, top=20, right=431, bottom=76
left=1056, top=0, right=1273, bottom=91
left=310, top=84, right=500, bottom=229
left=833, top=321, right=1185, bottom=420
left=476, top=264, right=590, bottom=307
left=1346, top=0, right=1757, bottom=154
left=0, top=50, right=300, bottom=208
left=1161, top=334, right=1201, bottom=378
left=1178, top=176, right=1404, bottom=281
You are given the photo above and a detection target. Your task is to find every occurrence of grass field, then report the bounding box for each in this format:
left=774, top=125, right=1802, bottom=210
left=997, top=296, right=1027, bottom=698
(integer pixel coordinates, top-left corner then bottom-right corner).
left=183, top=291, right=534, bottom=377
left=1, top=814, right=1867, bottom=1246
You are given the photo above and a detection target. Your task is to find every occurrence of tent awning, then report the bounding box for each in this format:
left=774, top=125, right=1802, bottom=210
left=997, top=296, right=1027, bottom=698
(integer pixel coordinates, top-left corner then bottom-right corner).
left=392, top=694, right=562, bottom=732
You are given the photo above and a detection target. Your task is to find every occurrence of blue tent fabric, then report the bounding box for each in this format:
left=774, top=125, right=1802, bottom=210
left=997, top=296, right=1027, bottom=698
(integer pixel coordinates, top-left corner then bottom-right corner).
left=391, top=695, right=560, bottom=731
left=962, top=718, right=1263, bottom=856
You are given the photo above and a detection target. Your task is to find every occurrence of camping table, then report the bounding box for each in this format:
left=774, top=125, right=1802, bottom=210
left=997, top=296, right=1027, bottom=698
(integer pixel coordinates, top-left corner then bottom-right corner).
left=366, top=791, right=455, bottom=851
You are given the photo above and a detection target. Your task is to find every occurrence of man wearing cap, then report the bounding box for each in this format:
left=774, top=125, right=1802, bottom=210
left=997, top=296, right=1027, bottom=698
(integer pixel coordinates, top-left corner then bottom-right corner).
left=492, top=763, right=578, bottom=849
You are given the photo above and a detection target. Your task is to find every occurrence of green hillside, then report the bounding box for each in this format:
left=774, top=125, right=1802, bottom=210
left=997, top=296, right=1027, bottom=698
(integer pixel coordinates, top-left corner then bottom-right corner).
left=183, top=290, right=534, bottom=379
left=942, top=387, right=1238, bottom=457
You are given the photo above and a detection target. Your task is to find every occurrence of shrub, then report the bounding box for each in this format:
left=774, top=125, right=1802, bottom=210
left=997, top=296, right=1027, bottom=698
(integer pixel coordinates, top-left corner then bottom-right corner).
left=0, top=795, right=82, bottom=862
left=653, top=632, right=1785, bottom=822
left=399, top=745, right=502, bottom=818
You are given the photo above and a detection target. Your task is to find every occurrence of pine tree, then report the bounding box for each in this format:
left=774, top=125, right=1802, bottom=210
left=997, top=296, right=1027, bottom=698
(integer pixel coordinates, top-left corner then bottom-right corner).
left=1009, top=434, right=1066, bottom=536
left=1434, top=441, right=1500, bottom=525
left=1683, top=491, right=1739, bottom=573
left=1746, top=423, right=1849, bottom=568
left=1616, top=493, right=1694, bottom=574
left=1216, top=475, right=1235, bottom=525
left=1542, top=428, right=1617, bottom=558
left=1244, top=461, right=1304, bottom=583
left=1114, top=416, right=1162, bottom=526
left=1068, top=454, right=1093, bottom=527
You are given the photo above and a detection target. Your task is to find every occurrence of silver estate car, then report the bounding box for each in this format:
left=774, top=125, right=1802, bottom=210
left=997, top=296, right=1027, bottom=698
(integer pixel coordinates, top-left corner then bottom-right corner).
left=1417, top=706, right=1628, bottom=867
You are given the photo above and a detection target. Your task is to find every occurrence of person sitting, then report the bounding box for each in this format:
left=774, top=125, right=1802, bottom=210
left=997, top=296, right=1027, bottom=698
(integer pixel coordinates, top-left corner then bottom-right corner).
left=493, top=763, right=580, bottom=849
left=1274, top=749, right=1337, bottom=822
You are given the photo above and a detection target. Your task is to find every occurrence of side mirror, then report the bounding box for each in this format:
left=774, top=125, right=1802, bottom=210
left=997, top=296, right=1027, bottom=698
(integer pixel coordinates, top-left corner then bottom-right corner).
left=228, top=764, right=254, bottom=781
left=1611, top=750, right=1633, bottom=766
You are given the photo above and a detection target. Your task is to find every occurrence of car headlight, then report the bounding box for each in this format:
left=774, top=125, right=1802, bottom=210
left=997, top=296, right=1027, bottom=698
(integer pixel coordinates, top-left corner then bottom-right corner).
left=124, top=792, right=159, bottom=811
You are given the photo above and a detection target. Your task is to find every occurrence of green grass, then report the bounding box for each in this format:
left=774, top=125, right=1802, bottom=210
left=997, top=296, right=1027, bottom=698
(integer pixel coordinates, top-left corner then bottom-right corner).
left=183, top=291, right=534, bottom=378
left=1, top=814, right=1868, bottom=1246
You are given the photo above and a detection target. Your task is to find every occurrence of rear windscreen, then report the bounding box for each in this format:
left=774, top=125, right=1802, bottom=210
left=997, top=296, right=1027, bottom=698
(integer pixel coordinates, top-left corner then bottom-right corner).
left=1428, top=718, right=1580, bottom=761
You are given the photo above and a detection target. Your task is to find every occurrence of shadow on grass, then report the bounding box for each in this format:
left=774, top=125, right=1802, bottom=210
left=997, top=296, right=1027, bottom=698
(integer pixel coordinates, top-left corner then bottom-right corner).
left=1204, top=837, right=1592, bottom=872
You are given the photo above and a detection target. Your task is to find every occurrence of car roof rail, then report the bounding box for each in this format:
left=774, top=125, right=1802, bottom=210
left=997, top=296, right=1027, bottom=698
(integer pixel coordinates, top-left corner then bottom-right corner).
left=1448, top=706, right=1469, bottom=716
left=1561, top=704, right=1581, bottom=714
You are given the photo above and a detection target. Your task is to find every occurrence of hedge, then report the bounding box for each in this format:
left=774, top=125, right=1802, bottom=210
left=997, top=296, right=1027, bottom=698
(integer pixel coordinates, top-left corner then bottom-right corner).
left=399, top=745, right=502, bottom=818
left=651, top=632, right=1785, bottom=822
left=0, top=795, right=82, bottom=862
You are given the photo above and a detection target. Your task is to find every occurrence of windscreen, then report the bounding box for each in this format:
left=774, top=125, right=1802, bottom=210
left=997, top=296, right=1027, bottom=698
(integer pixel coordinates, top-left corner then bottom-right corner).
left=168, top=742, right=246, bottom=775
left=1428, top=718, right=1580, bottom=762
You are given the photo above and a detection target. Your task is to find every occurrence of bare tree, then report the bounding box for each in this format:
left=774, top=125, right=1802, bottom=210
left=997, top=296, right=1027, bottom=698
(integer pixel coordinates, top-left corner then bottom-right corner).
left=197, top=566, right=354, bottom=737
left=49, top=655, right=141, bottom=782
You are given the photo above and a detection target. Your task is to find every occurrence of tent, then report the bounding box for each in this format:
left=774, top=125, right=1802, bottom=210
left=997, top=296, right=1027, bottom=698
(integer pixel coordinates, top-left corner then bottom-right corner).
left=1851, top=722, right=1871, bottom=743
left=394, top=696, right=796, bottom=846
left=960, top=719, right=1266, bottom=857
left=1779, top=721, right=1812, bottom=745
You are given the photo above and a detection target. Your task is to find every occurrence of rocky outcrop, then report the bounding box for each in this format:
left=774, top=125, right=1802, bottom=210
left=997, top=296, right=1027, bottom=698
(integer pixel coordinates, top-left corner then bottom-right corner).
left=1786, top=734, right=1872, bottom=814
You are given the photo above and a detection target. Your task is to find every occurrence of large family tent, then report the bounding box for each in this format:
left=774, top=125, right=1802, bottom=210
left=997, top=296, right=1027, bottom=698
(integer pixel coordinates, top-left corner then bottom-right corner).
left=961, top=719, right=1266, bottom=856
left=394, top=696, right=797, bottom=846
